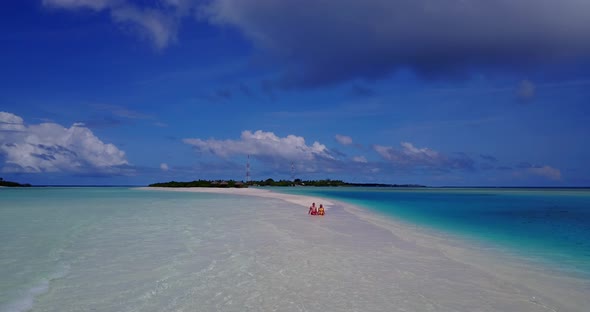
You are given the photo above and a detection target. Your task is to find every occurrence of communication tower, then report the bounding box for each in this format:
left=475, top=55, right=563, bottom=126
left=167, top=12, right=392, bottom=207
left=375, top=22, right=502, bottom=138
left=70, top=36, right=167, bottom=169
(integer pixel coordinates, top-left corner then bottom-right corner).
left=246, top=155, right=251, bottom=183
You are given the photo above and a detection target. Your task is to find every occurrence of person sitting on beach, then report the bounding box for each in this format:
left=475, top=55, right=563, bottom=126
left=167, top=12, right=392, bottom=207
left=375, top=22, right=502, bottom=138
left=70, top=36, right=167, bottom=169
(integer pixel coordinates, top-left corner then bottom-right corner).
left=311, top=203, right=318, bottom=215
left=318, top=204, right=325, bottom=216
left=309, top=203, right=316, bottom=215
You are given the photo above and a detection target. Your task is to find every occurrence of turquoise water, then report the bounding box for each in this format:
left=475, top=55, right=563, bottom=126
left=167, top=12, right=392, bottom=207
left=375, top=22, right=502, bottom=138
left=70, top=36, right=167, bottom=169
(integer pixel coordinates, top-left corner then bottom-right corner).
left=274, top=187, right=590, bottom=277
left=2, top=187, right=590, bottom=311
left=0, top=187, right=273, bottom=312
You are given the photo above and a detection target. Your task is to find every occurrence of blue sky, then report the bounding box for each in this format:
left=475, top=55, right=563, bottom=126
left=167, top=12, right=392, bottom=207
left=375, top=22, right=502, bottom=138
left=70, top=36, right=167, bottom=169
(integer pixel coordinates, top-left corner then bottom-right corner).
left=1, top=0, right=589, bottom=186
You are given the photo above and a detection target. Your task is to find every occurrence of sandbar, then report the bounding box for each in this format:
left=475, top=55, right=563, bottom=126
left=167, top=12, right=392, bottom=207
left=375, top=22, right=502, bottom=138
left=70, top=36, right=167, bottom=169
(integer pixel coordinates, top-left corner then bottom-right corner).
left=139, top=186, right=590, bottom=311
left=142, top=186, right=334, bottom=210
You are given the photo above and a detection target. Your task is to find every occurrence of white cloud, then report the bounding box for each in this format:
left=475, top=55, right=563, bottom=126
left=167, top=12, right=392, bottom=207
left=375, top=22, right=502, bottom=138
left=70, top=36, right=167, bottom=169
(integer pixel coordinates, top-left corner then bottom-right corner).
left=43, top=0, right=189, bottom=49
left=183, top=130, right=333, bottom=163
left=335, top=134, right=353, bottom=145
left=0, top=112, right=128, bottom=173
left=375, top=142, right=440, bottom=165
left=528, top=165, right=561, bottom=181
left=374, top=142, right=473, bottom=170
left=0, top=112, right=26, bottom=131
left=160, top=163, right=169, bottom=171
left=183, top=130, right=400, bottom=177
left=352, top=156, right=367, bottom=163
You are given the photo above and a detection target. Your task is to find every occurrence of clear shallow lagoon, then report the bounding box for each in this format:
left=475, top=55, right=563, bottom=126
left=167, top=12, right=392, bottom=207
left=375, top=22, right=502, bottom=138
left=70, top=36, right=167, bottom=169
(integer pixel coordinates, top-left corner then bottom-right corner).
left=0, top=187, right=262, bottom=312
left=275, top=187, right=590, bottom=277
left=1, top=187, right=589, bottom=312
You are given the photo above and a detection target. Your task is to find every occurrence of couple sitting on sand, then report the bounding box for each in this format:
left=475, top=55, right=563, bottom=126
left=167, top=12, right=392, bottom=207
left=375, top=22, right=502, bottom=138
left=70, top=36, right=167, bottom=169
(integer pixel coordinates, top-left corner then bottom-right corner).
left=308, top=202, right=325, bottom=216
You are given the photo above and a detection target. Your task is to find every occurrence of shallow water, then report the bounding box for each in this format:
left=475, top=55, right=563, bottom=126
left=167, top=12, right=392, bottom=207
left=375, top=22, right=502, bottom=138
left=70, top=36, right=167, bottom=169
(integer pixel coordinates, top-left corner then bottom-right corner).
left=1, top=187, right=589, bottom=311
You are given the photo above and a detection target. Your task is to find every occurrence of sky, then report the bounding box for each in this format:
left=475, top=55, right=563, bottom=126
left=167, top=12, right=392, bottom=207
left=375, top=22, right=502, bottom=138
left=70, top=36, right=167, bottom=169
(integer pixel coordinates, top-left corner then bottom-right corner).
left=1, top=0, right=589, bottom=186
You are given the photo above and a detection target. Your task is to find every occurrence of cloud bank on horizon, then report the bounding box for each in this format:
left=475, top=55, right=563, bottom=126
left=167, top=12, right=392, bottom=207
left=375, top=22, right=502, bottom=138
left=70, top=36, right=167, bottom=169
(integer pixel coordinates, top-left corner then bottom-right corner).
left=43, top=0, right=590, bottom=87
left=182, top=129, right=561, bottom=182
left=0, top=110, right=563, bottom=184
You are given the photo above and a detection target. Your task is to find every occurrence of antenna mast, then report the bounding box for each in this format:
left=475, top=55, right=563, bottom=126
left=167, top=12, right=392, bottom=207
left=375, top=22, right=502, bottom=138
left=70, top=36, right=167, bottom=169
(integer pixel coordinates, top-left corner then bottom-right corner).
left=246, top=155, right=251, bottom=183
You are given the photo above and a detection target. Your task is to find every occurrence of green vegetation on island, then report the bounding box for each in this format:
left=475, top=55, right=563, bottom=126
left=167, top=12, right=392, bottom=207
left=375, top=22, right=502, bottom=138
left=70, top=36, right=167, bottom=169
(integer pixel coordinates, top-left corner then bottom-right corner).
left=149, top=178, right=425, bottom=188
left=0, top=177, right=32, bottom=187
left=149, top=180, right=247, bottom=188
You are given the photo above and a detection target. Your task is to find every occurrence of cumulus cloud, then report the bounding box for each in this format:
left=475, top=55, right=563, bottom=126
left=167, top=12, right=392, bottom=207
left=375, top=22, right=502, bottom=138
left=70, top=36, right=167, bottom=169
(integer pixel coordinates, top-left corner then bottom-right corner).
left=0, top=112, right=128, bottom=173
left=160, top=163, right=169, bottom=171
left=201, top=0, right=590, bottom=88
left=0, top=112, right=26, bottom=131
left=43, top=0, right=190, bottom=49
left=182, top=131, right=483, bottom=178
left=183, top=130, right=334, bottom=165
left=374, top=142, right=474, bottom=171
left=335, top=134, right=353, bottom=145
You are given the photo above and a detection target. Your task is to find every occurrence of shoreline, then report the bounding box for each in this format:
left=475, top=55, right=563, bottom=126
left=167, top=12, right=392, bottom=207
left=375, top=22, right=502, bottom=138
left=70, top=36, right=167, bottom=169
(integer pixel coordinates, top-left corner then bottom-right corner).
left=139, top=186, right=590, bottom=311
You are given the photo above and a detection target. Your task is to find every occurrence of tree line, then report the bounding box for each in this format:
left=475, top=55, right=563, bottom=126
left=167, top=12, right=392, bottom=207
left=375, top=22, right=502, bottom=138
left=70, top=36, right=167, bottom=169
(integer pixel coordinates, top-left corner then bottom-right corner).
left=0, top=177, right=32, bottom=187
left=149, top=178, right=424, bottom=188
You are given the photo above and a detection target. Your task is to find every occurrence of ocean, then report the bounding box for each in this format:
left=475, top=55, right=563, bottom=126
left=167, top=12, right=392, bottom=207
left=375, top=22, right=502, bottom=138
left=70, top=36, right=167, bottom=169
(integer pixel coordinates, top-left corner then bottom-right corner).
left=1, top=187, right=589, bottom=311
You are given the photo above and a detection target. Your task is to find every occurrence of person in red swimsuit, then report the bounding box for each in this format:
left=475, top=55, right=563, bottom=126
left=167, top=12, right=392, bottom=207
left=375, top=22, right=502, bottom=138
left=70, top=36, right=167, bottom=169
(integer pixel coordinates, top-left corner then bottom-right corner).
left=309, top=202, right=317, bottom=215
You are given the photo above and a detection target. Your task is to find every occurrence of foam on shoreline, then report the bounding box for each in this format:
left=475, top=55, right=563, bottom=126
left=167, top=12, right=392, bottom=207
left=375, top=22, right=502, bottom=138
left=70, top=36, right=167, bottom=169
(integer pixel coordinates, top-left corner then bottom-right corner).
left=139, top=186, right=590, bottom=311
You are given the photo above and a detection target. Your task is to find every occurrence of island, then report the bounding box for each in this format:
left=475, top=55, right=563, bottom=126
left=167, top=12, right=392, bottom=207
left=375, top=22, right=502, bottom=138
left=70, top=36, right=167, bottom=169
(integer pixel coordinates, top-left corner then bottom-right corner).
left=148, top=178, right=425, bottom=188
left=0, top=177, right=32, bottom=187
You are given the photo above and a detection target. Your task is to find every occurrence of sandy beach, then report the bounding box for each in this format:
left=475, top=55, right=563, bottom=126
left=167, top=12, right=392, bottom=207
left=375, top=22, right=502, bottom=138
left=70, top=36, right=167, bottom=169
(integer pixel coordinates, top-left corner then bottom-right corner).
left=140, top=186, right=590, bottom=311
left=142, top=186, right=335, bottom=209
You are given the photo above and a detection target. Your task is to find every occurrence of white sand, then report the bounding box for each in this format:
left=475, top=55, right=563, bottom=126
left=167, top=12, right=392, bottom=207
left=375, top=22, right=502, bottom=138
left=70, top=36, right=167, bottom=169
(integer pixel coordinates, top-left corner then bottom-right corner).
left=142, top=186, right=334, bottom=209
left=140, top=187, right=590, bottom=311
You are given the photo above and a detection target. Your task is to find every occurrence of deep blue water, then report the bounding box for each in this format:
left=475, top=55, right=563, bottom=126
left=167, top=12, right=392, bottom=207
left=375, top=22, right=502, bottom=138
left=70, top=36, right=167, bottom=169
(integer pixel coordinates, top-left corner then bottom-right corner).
left=274, top=187, right=590, bottom=277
